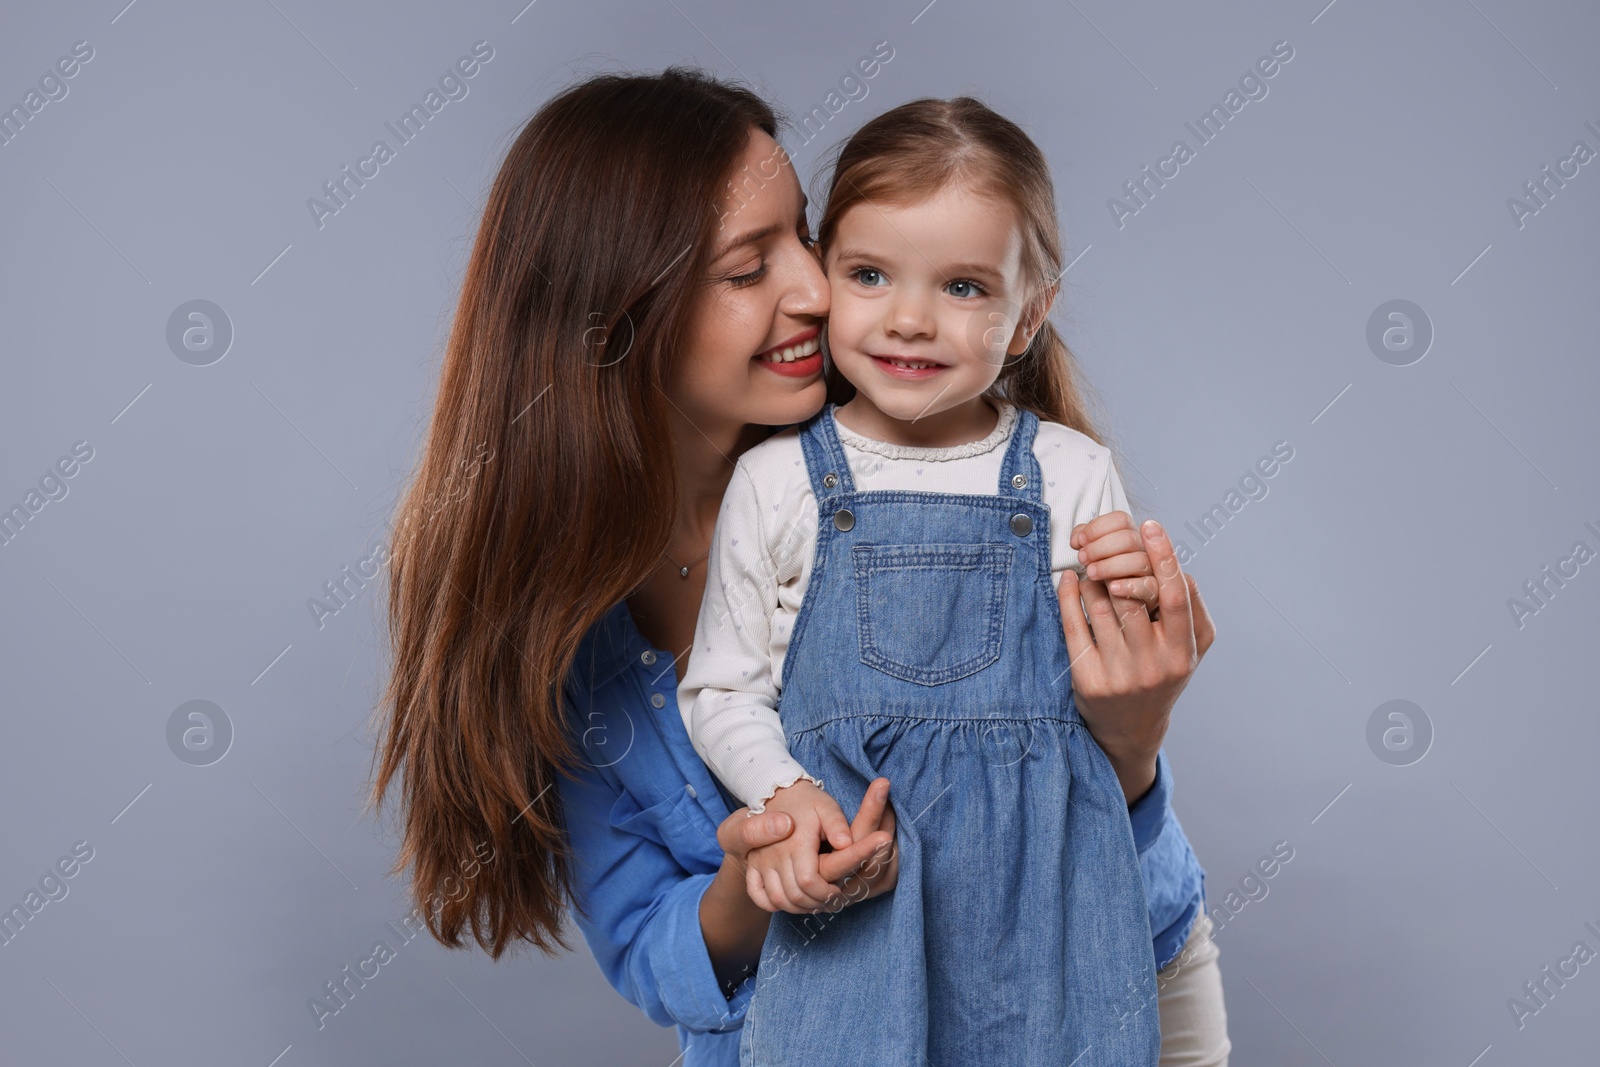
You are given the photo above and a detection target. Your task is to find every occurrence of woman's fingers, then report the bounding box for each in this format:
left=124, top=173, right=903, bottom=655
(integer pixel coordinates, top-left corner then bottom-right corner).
left=818, top=803, right=855, bottom=852
left=1077, top=569, right=1129, bottom=654
left=817, top=829, right=891, bottom=887
left=1058, top=569, right=1101, bottom=662
left=850, top=778, right=889, bottom=841
left=1185, top=572, right=1216, bottom=658
left=1144, top=521, right=1196, bottom=654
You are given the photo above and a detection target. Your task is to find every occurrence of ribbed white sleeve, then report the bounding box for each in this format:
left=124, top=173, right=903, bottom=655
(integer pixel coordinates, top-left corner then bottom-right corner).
left=676, top=459, right=821, bottom=814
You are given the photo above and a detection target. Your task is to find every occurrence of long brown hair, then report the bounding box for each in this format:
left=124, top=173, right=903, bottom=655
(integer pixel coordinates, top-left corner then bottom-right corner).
left=370, top=68, right=778, bottom=959
left=816, top=97, right=1121, bottom=474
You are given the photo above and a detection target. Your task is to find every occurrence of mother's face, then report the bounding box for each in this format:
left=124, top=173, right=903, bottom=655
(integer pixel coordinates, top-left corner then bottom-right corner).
left=672, top=129, right=829, bottom=433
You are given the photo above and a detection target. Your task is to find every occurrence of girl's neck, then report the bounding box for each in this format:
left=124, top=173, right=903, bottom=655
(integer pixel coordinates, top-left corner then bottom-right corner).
left=834, top=394, right=1000, bottom=450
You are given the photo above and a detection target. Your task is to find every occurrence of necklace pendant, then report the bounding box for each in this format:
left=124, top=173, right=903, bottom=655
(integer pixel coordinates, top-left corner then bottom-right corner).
left=679, top=565, right=690, bottom=578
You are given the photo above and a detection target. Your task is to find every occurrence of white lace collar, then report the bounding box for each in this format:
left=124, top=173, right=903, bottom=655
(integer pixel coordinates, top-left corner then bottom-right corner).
left=832, top=400, right=1018, bottom=461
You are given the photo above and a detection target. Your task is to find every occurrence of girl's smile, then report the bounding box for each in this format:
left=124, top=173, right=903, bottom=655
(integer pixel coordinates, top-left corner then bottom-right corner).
left=867, top=353, right=947, bottom=380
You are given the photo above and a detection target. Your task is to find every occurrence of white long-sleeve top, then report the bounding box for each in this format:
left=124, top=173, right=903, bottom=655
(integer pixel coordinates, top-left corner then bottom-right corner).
left=677, top=400, right=1135, bottom=813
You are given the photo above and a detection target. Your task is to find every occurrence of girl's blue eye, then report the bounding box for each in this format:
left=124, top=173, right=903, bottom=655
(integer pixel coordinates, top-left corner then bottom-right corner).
left=851, top=267, right=886, bottom=287
left=947, top=279, right=985, bottom=299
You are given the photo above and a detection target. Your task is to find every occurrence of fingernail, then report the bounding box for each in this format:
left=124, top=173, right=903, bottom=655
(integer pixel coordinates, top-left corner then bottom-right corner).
left=767, top=815, right=786, bottom=833
left=1142, top=520, right=1163, bottom=540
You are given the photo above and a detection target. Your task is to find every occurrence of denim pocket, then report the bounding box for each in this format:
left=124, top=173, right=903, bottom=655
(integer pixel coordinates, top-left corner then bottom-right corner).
left=852, top=542, right=1011, bottom=686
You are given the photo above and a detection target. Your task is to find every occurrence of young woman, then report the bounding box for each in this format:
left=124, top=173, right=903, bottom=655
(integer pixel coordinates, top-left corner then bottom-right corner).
left=370, top=68, right=1226, bottom=1066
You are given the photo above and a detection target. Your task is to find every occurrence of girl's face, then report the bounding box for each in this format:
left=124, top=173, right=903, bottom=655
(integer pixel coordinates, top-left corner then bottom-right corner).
left=822, top=183, right=1041, bottom=438
left=673, top=129, right=830, bottom=434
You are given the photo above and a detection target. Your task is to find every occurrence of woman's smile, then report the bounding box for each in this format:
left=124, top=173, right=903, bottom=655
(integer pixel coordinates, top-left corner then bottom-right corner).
left=753, top=326, right=823, bottom=377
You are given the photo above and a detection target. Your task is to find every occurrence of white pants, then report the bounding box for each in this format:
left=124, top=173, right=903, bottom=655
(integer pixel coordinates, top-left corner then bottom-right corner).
left=1155, top=912, right=1231, bottom=1066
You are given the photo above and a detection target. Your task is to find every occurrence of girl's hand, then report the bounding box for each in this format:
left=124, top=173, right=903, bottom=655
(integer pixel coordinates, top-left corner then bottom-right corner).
left=1058, top=520, right=1216, bottom=803
left=1068, top=511, right=1160, bottom=613
left=744, top=780, right=856, bottom=914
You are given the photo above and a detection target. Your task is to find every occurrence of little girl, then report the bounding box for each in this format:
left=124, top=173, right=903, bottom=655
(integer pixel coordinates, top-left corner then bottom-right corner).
left=679, top=98, right=1167, bottom=1065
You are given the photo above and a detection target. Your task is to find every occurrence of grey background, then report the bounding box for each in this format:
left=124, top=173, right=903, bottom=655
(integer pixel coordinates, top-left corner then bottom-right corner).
left=2, top=0, right=1596, bottom=1063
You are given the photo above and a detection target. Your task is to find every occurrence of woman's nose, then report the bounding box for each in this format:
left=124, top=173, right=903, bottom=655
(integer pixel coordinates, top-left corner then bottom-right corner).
left=781, top=245, right=830, bottom=318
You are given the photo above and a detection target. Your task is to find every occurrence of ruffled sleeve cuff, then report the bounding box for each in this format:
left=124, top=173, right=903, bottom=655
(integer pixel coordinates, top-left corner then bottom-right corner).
left=746, top=770, right=826, bottom=815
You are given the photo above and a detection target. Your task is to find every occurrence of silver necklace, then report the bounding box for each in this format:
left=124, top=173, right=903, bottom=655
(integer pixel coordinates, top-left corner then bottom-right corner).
left=662, top=545, right=711, bottom=579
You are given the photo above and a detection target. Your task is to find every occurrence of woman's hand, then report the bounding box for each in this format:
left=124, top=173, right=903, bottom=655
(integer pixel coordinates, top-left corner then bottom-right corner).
left=1058, top=519, right=1216, bottom=803
left=715, top=777, right=898, bottom=914
left=817, top=777, right=897, bottom=908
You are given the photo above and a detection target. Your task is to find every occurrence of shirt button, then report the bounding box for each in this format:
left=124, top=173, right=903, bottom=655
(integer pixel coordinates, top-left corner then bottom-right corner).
left=685, top=784, right=699, bottom=799
left=650, top=692, right=666, bottom=708
left=640, top=650, right=657, bottom=665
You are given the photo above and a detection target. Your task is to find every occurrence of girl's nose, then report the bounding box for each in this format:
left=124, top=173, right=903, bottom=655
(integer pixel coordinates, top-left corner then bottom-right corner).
left=886, top=291, right=935, bottom=339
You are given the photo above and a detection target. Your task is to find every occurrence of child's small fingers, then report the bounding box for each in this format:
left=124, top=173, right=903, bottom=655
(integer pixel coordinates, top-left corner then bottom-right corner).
left=778, top=857, right=826, bottom=913
left=747, top=865, right=775, bottom=912
left=793, top=855, right=844, bottom=906
left=1075, top=511, right=1137, bottom=551
left=762, top=866, right=791, bottom=912
left=1081, top=549, right=1153, bottom=581
left=1108, top=576, right=1160, bottom=604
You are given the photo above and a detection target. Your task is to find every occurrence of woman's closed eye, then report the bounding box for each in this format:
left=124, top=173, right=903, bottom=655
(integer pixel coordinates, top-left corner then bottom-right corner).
left=726, top=262, right=768, bottom=288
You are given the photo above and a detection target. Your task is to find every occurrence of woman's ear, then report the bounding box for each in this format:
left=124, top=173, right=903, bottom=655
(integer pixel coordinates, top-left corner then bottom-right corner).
left=1006, top=281, right=1060, bottom=356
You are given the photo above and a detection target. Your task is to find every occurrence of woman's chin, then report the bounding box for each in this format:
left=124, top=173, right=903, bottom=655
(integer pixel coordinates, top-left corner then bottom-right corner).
left=747, top=377, right=828, bottom=427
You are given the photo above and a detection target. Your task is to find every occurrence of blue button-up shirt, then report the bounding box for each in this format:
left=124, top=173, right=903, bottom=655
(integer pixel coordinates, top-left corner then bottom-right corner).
left=558, top=599, right=1206, bottom=1065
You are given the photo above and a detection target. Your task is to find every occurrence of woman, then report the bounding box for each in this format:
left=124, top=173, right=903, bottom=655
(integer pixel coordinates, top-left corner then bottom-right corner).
left=370, top=68, right=1226, bottom=1066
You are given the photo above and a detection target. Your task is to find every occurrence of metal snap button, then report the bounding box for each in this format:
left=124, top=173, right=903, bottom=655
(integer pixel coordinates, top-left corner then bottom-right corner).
left=823, top=472, right=839, bottom=488
left=1011, top=473, right=1027, bottom=489
left=650, top=692, right=666, bottom=708
left=834, top=508, right=855, bottom=531
left=640, top=650, right=657, bottom=665
left=1010, top=512, right=1033, bottom=537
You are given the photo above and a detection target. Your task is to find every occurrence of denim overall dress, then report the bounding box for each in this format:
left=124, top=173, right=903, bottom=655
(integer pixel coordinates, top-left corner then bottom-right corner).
left=738, top=402, right=1160, bottom=1067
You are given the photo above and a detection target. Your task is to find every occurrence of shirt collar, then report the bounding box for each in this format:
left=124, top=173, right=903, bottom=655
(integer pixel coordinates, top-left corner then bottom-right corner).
left=572, top=599, right=645, bottom=691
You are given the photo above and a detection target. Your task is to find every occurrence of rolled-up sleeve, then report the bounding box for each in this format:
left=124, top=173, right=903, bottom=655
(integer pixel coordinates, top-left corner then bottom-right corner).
left=1127, top=748, right=1174, bottom=855
left=557, top=757, right=752, bottom=1034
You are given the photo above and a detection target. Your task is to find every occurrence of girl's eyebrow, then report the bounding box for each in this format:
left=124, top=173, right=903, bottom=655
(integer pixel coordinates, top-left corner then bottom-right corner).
left=832, top=246, right=1005, bottom=284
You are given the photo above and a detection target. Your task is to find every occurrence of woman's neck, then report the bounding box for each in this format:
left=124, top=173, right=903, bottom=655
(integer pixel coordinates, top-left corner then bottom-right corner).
left=625, top=412, right=769, bottom=676
left=669, top=411, right=770, bottom=541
